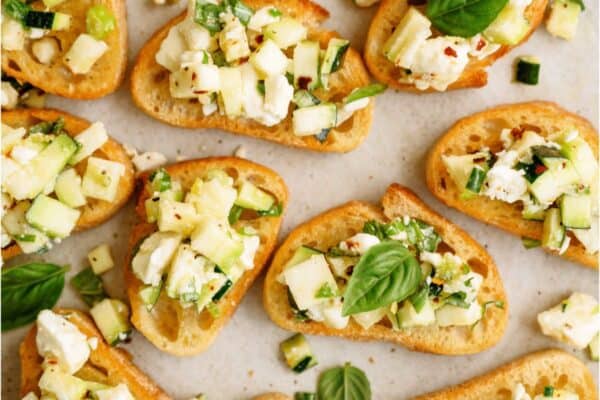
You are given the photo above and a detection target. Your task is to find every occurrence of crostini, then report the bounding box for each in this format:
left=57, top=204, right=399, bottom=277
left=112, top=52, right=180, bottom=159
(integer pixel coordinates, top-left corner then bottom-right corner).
left=364, top=0, right=547, bottom=92
left=426, top=102, right=598, bottom=268
left=264, top=184, right=507, bottom=355
left=413, top=349, right=598, bottom=399
left=130, top=0, right=378, bottom=152
left=2, top=108, right=135, bottom=260
left=1, top=0, right=127, bottom=99
left=124, top=157, right=288, bottom=355
left=20, top=308, right=171, bottom=399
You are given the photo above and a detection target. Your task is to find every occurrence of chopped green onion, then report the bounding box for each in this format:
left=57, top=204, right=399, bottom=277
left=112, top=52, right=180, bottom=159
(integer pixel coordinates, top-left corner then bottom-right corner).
left=344, top=83, right=387, bottom=104
left=149, top=168, right=171, bottom=192
left=268, top=8, right=282, bottom=17
left=257, top=202, right=283, bottom=217
left=15, top=233, right=36, bottom=242
left=256, top=80, right=265, bottom=96
left=194, top=0, right=223, bottom=35
left=516, top=56, right=540, bottom=85
left=86, top=5, right=116, bottom=40
left=544, top=386, right=554, bottom=397
left=465, top=166, right=487, bottom=193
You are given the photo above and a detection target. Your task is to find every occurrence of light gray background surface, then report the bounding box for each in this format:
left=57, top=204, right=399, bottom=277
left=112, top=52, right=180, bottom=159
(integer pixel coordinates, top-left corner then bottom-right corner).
left=2, top=0, right=598, bottom=398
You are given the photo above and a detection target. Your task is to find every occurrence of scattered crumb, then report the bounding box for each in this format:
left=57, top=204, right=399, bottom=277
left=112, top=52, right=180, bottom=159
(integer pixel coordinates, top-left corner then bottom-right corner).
left=368, top=175, right=373, bottom=180
left=368, top=357, right=375, bottom=364
left=218, top=139, right=223, bottom=144
left=390, top=348, right=396, bottom=353
left=234, top=145, right=247, bottom=159
left=247, top=370, right=254, bottom=378
left=175, top=154, right=190, bottom=162
left=198, top=145, right=207, bottom=152
left=243, top=386, right=247, bottom=392
left=294, top=380, right=298, bottom=385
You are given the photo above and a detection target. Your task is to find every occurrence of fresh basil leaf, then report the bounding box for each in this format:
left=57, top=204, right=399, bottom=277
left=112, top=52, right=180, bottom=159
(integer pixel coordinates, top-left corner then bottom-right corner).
left=342, top=241, right=421, bottom=316
left=70, top=268, right=106, bottom=307
left=2, top=263, right=67, bottom=331
left=426, top=0, right=509, bottom=37
left=257, top=202, right=283, bottom=217
left=344, top=83, right=387, bottom=104
left=317, top=363, right=371, bottom=400
left=406, top=219, right=442, bottom=253
left=362, top=220, right=388, bottom=240
left=194, top=0, right=224, bottom=35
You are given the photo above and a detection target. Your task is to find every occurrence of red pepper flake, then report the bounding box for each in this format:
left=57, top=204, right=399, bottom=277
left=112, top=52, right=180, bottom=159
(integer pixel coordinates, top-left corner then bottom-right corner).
left=510, top=127, right=524, bottom=139
left=444, top=47, right=457, bottom=57
left=256, top=34, right=264, bottom=44
left=191, top=72, right=197, bottom=80
left=476, top=39, right=486, bottom=51
left=534, top=164, right=548, bottom=175
left=297, top=76, right=312, bottom=90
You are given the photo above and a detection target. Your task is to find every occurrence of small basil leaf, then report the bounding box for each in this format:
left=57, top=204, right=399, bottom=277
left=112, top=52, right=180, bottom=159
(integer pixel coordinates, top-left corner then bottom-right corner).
left=342, top=241, right=421, bottom=316
left=362, top=220, right=388, bottom=240
left=317, top=363, right=371, bottom=400
left=70, top=267, right=106, bottom=307
left=426, top=0, right=510, bottom=37
left=1, top=263, right=68, bottom=331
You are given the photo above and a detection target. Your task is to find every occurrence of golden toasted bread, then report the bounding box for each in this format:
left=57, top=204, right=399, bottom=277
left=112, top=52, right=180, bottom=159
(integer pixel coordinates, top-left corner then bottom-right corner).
left=413, top=349, right=598, bottom=399
left=19, top=308, right=171, bottom=399
left=364, top=0, right=547, bottom=92
left=252, top=394, right=292, bottom=400
left=263, top=183, right=507, bottom=355
left=425, top=101, right=598, bottom=268
left=130, top=0, right=373, bottom=152
left=2, top=0, right=127, bottom=99
left=2, top=108, right=135, bottom=260
left=124, top=157, right=288, bottom=355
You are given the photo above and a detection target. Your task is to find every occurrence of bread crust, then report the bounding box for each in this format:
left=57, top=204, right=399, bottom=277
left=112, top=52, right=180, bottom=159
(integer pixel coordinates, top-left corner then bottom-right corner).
left=130, top=0, right=373, bottom=152
left=19, top=308, right=172, bottom=399
left=413, top=349, right=598, bottom=399
left=425, top=101, right=599, bottom=268
left=124, top=157, right=288, bottom=356
left=2, top=0, right=127, bottom=99
left=2, top=108, right=135, bottom=260
left=263, top=183, right=508, bottom=355
left=363, top=0, right=547, bottom=92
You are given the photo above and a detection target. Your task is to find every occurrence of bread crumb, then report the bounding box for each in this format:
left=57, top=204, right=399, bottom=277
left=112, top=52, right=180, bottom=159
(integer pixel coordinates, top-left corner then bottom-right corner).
left=248, top=370, right=254, bottom=378
left=368, top=357, right=375, bottom=364
left=234, top=145, right=247, bottom=159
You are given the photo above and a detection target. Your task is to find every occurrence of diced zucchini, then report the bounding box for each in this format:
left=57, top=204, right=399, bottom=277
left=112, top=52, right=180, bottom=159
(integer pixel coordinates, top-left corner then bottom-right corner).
left=2, top=124, right=26, bottom=154
left=281, top=254, right=337, bottom=310
left=54, top=169, right=87, bottom=208
left=165, top=244, right=209, bottom=303
left=465, top=166, right=487, bottom=194
left=185, top=176, right=237, bottom=220
left=293, top=90, right=320, bottom=108
left=280, top=333, right=317, bottom=373
left=528, top=160, right=579, bottom=205
left=397, top=299, right=435, bottom=328
left=532, top=145, right=564, bottom=166
left=483, top=4, right=530, bottom=45
left=263, top=17, right=307, bottom=49
left=196, top=273, right=228, bottom=312
left=43, top=0, right=67, bottom=7
left=325, top=255, right=357, bottom=280
left=149, top=168, right=172, bottom=192
left=234, top=181, right=275, bottom=211
left=86, top=5, right=116, bottom=40
left=589, top=333, right=599, bottom=361
left=81, top=157, right=125, bottom=202
left=64, top=34, right=109, bottom=75
left=352, top=307, right=387, bottom=329
left=250, top=39, right=289, bottom=77
left=442, top=152, right=489, bottom=200
left=211, top=278, right=233, bottom=301
left=343, top=83, right=386, bottom=104
left=284, top=246, right=322, bottom=270
left=521, top=237, right=541, bottom=249
left=383, top=7, right=431, bottom=68
left=558, top=136, right=597, bottom=185
left=522, top=197, right=546, bottom=220
left=70, top=122, right=109, bottom=165
left=293, top=40, right=320, bottom=90
left=90, top=299, right=132, bottom=345
left=435, top=302, right=482, bottom=327
left=25, top=195, right=80, bottom=238
left=144, top=182, right=184, bottom=223
left=88, top=244, right=115, bottom=274
left=24, top=11, right=71, bottom=31
left=559, top=193, right=591, bottom=229
left=219, top=15, right=251, bottom=62
left=190, top=217, right=244, bottom=274
left=38, top=369, right=88, bottom=400
left=320, top=38, right=349, bottom=89
left=4, top=133, right=78, bottom=201
left=219, top=67, right=244, bottom=117
left=546, top=0, right=581, bottom=41
left=542, top=208, right=566, bottom=250
left=157, top=198, right=199, bottom=235
left=139, top=281, right=162, bottom=311
left=2, top=201, right=50, bottom=253
left=292, top=103, right=337, bottom=136
left=516, top=56, right=540, bottom=85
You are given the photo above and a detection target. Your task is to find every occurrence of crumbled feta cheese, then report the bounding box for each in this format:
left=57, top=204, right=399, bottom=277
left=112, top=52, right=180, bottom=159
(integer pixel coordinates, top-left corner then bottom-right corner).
left=28, top=28, right=47, bottom=40
left=248, top=6, right=281, bottom=32
left=179, top=19, right=213, bottom=51
left=21, top=392, right=39, bottom=400
left=202, top=101, right=218, bottom=116
left=132, top=151, right=168, bottom=173
left=132, top=232, right=183, bottom=286
left=321, top=298, right=349, bottom=329
left=483, top=165, right=528, bottom=203
left=500, top=128, right=515, bottom=149
left=2, top=18, right=25, bottom=51
left=1, top=82, right=19, bottom=110
left=36, top=310, right=91, bottom=374
left=420, top=251, right=443, bottom=266
left=264, top=74, right=294, bottom=120
left=537, top=292, right=600, bottom=349
left=339, top=233, right=380, bottom=255
left=512, top=383, right=532, bottom=400
left=32, top=37, right=59, bottom=64
left=10, top=145, right=40, bottom=165
left=156, top=26, right=187, bottom=72
left=95, top=384, right=135, bottom=400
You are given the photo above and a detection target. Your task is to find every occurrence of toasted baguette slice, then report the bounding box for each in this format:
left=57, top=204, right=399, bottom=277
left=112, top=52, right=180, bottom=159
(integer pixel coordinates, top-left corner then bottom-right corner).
left=264, top=183, right=507, bottom=355
left=124, top=157, right=288, bottom=355
left=364, top=0, right=547, bottom=92
left=2, top=1, right=127, bottom=99
left=426, top=101, right=598, bottom=268
left=252, top=394, right=291, bottom=400
left=2, top=108, right=135, bottom=260
left=413, top=349, right=598, bottom=399
left=130, top=0, right=373, bottom=152
left=19, top=308, right=172, bottom=399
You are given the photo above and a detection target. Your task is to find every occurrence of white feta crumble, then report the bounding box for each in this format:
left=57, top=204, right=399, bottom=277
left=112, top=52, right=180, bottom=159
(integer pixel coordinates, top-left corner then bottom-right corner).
left=512, top=383, right=532, bottom=400
left=339, top=233, right=380, bottom=255
left=483, top=164, right=528, bottom=203
left=1, top=81, right=19, bottom=110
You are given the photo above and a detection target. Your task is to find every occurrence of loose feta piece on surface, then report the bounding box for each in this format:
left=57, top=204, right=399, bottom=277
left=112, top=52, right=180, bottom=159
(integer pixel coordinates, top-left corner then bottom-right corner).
left=132, top=231, right=183, bottom=286
left=64, top=34, right=109, bottom=75
left=132, top=151, right=168, bottom=173
left=156, top=25, right=188, bottom=72
left=339, top=233, right=380, bottom=255
left=95, top=384, right=135, bottom=400
left=32, top=37, right=60, bottom=64
left=537, top=292, right=600, bottom=349
left=36, top=310, right=90, bottom=374
left=282, top=254, right=338, bottom=311
left=248, top=6, right=281, bottom=32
